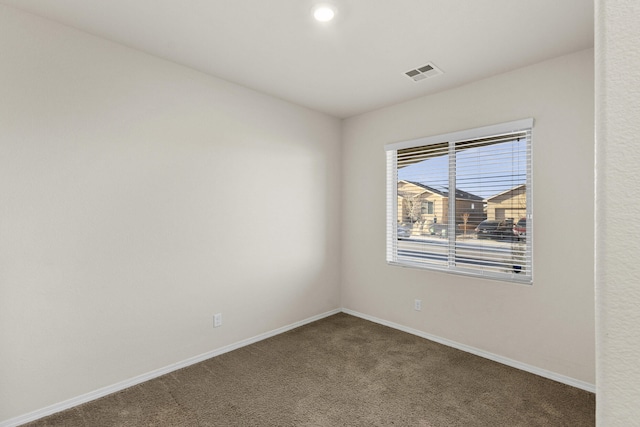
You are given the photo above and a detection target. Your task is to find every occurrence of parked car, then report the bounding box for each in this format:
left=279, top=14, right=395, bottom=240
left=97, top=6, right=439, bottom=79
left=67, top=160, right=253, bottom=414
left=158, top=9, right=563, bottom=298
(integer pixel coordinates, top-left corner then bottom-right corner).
left=514, top=217, right=527, bottom=239
left=475, top=219, right=515, bottom=240
left=397, top=224, right=411, bottom=238
left=475, top=220, right=500, bottom=239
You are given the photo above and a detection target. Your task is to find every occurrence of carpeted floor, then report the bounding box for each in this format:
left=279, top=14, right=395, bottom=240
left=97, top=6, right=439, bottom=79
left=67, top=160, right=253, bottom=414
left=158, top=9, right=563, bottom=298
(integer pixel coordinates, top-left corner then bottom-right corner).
left=24, top=313, right=595, bottom=426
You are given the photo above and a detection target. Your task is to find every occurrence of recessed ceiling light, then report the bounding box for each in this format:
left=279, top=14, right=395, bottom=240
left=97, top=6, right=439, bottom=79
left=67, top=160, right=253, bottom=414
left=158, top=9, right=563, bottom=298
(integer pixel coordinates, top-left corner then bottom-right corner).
left=313, top=4, right=336, bottom=22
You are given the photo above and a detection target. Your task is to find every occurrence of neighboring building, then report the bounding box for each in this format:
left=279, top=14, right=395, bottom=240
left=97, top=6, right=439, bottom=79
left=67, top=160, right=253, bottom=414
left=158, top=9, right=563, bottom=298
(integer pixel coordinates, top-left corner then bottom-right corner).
left=485, top=184, right=526, bottom=221
left=397, top=180, right=484, bottom=232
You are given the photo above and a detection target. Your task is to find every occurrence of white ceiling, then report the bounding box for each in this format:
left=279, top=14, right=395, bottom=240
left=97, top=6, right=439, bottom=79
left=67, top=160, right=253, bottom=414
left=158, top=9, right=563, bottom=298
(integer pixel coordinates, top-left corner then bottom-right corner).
left=0, top=0, right=594, bottom=118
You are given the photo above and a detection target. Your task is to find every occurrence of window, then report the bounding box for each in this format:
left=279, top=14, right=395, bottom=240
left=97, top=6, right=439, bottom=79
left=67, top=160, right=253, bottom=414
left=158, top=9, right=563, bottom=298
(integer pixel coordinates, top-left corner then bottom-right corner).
left=386, top=119, right=533, bottom=284
left=421, top=201, right=434, bottom=215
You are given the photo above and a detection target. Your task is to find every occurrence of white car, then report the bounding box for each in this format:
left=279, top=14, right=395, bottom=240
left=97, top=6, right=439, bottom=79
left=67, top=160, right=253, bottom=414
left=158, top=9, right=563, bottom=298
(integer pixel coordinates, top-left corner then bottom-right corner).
left=397, top=224, right=411, bottom=238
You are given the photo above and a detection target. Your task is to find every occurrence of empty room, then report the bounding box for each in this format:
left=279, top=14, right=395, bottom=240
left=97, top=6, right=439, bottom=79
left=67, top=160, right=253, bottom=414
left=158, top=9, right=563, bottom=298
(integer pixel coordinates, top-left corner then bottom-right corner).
left=1, top=1, right=638, bottom=426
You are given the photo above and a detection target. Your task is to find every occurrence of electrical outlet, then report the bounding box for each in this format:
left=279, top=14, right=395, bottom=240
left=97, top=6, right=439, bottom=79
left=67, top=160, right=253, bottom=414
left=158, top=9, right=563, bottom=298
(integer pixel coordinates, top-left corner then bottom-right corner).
left=214, top=313, right=223, bottom=328
left=414, top=299, right=422, bottom=311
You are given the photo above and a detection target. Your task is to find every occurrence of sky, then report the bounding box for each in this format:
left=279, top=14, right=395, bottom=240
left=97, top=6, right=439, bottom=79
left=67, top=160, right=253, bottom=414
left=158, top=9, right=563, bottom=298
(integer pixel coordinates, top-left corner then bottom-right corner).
left=398, top=139, right=527, bottom=200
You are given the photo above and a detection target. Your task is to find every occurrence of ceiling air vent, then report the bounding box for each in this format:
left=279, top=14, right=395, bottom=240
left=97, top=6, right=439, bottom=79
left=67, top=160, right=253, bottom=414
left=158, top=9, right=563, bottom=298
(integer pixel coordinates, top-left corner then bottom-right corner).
left=404, top=62, right=443, bottom=82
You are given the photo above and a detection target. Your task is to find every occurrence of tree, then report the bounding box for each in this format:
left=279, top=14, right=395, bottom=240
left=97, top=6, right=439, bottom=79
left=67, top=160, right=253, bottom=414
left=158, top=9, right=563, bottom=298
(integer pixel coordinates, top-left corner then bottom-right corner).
left=461, top=212, right=470, bottom=238
left=399, top=192, right=422, bottom=225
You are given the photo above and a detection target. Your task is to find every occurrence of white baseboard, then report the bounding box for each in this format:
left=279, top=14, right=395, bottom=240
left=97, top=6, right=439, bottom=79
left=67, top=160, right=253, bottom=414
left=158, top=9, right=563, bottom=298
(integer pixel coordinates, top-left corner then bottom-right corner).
left=0, top=308, right=341, bottom=427
left=341, top=308, right=596, bottom=393
left=2, top=307, right=594, bottom=427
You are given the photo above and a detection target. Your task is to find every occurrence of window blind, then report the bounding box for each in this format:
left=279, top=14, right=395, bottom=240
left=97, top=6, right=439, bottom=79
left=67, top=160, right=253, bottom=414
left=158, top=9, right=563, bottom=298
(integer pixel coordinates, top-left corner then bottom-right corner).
left=385, top=119, right=533, bottom=284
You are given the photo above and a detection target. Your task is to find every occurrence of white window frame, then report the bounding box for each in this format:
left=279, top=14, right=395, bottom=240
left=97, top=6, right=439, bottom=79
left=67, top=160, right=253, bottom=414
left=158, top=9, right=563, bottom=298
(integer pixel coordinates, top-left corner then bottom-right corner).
left=385, top=118, right=533, bottom=284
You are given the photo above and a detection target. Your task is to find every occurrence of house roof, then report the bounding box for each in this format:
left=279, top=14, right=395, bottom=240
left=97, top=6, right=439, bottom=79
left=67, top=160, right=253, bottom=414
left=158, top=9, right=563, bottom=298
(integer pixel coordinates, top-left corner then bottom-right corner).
left=401, top=180, right=483, bottom=201
left=485, top=184, right=526, bottom=201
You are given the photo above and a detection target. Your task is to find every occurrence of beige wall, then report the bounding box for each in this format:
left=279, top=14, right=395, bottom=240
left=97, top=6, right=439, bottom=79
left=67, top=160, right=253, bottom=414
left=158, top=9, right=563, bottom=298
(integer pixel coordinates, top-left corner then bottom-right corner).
left=342, top=49, right=595, bottom=385
left=595, top=0, right=640, bottom=424
left=0, top=6, right=341, bottom=422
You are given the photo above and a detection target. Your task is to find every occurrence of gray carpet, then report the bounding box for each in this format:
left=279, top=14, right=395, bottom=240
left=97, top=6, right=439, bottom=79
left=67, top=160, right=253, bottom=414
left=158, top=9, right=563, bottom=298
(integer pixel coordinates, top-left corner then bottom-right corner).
left=25, top=313, right=595, bottom=426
